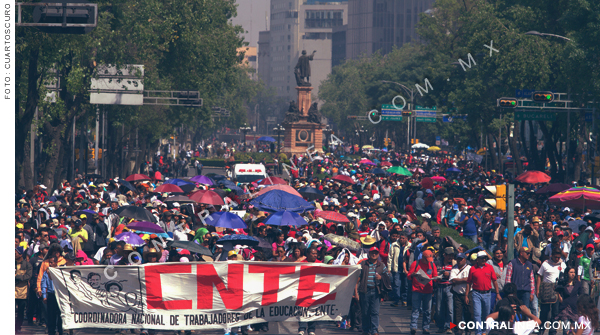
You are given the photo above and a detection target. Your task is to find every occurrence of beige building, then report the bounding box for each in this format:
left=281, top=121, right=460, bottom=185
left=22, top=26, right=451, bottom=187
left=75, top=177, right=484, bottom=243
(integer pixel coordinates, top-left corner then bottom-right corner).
left=237, top=46, right=258, bottom=81
left=258, top=0, right=348, bottom=101
left=346, top=0, right=435, bottom=60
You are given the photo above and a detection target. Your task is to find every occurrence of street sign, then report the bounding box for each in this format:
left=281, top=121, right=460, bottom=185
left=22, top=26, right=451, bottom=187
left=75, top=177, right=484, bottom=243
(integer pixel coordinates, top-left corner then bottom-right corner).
left=415, top=111, right=436, bottom=117
left=416, top=117, right=436, bottom=123
left=381, top=110, right=403, bottom=116
left=585, top=112, right=600, bottom=122
left=382, top=116, right=403, bottom=121
left=382, top=104, right=401, bottom=110
left=414, top=105, right=437, bottom=111
left=436, top=136, right=441, bottom=146
left=515, top=89, right=554, bottom=98
left=515, top=112, right=556, bottom=121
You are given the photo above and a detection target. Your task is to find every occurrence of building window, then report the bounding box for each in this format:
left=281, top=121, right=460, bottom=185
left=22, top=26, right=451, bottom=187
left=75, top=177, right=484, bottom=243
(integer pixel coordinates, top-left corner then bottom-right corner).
left=304, top=10, right=344, bottom=28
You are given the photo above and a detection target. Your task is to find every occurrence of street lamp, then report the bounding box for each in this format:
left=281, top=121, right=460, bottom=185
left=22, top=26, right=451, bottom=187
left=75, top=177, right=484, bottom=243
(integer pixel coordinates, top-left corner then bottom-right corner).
left=239, top=123, right=251, bottom=152
left=381, top=80, right=415, bottom=150
left=273, top=124, right=285, bottom=154
left=323, top=125, right=333, bottom=152
left=358, top=126, right=367, bottom=149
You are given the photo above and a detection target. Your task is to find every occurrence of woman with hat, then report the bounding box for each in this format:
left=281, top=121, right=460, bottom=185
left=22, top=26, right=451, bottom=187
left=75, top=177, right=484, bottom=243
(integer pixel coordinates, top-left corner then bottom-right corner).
left=359, top=235, right=378, bottom=261
left=143, top=248, right=161, bottom=263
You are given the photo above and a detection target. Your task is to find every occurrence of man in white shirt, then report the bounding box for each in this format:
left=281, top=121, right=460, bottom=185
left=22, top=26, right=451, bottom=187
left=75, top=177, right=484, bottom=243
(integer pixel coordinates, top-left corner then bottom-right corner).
left=449, top=253, right=472, bottom=335
left=536, top=248, right=565, bottom=335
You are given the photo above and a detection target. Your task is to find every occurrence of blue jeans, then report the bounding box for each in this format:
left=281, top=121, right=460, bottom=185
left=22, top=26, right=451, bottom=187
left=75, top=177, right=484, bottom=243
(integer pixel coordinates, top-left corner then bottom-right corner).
left=390, top=272, right=401, bottom=304
left=517, top=290, right=531, bottom=311
left=435, top=285, right=454, bottom=330
left=531, top=292, right=539, bottom=317
left=472, top=291, right=491, bottom=335
left=410, top=291, right=432, bottom=331
left=465, top=234, right=478, bottom=244
left=359, top=288, right=380, bottom=335
left=298, top=321, right=316, bottom=333
left=399, top=273, right=409, bottom=303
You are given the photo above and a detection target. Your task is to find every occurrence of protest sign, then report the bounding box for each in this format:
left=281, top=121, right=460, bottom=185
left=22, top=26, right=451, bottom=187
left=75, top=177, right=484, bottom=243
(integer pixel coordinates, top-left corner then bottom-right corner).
left=49, top=261, right=360, bottom=330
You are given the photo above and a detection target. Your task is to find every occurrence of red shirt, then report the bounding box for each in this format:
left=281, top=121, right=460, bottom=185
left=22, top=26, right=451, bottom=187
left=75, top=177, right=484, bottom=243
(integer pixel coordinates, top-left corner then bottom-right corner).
left=300, top=259, right=322, bottom=263
left=467, top=263, right=497, bottom=291
left=407, top=259, right=438, bottom=294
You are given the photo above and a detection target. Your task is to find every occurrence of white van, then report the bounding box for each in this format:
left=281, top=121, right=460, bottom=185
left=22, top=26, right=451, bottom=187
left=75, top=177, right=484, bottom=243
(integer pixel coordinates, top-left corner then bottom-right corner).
left=233, top=163, right=268, bottom=183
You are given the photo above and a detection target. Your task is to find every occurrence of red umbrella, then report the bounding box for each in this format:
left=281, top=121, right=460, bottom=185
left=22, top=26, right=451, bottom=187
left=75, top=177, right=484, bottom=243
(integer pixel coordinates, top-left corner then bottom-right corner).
left=125, top=174, right=152, bottom=182
left=154, top=184, right=184, bottom=193
left=431, top=176, right=446, bottom=182
left=421, top=177, right=433, bottom=190
left=254, top=185, right=302, bottom=198
left=535, top=183, right=571, bottom=194
left=380, top=161, right=392, bottom=167
left=188, top=190, right=224, bottom=205
left=515, top=171, right=551, bottom=184
left=315, top=210, right=350, bottom=223
left=258, top=176, right=288, bottom=186
left=333, top=175, right=354, bottom=184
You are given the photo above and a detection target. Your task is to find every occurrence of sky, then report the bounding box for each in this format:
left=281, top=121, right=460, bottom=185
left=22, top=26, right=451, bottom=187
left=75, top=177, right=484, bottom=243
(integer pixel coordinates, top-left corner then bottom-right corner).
left=231, top=0, right=271, bottom=48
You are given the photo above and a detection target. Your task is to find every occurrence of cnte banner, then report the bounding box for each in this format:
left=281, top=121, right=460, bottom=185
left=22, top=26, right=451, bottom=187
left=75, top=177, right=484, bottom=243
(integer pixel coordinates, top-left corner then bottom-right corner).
left=49, top=262, right=361, bottom=330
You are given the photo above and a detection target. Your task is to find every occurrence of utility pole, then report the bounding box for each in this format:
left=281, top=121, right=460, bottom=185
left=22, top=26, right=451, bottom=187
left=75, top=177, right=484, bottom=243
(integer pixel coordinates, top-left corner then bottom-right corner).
left=507, top=184, right=515, bottom=261
left=95, top=106, right=99, bottom=174
left=72, top=116, right=76, bottom=181
left=31, top=107, right=37, bottom=185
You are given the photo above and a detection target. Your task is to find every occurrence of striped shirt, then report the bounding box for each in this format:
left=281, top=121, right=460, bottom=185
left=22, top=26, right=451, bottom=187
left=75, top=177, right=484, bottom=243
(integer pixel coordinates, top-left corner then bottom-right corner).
left=365, top=261, right=387, bottom=288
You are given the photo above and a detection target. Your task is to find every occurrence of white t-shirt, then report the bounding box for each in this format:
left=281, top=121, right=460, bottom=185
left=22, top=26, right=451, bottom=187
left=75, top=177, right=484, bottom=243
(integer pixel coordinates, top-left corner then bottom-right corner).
left=578, top=315, right=593, bottom=335
left=537, top=260, right=566, bottom=283
left=449, top=264, right=471, bottom=294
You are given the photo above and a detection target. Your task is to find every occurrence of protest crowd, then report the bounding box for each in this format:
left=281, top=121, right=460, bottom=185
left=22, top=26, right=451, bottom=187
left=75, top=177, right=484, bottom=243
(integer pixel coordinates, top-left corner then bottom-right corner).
left=14, top=147, right=600, bottom=335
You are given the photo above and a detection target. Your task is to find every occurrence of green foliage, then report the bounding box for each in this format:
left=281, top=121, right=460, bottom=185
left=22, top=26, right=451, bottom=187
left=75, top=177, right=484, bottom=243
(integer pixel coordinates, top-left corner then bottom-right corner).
left=430, top=222, right=477, bottom=250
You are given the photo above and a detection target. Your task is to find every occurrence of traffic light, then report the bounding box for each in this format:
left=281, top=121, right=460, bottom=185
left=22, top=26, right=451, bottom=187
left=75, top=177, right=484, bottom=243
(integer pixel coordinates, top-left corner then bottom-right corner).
left=402, top=110, right=412, bottom=116
left=532, top=91, right=554, bottom=103
left=347, top=115, right=358, bottom=119
left=498, top=98, right=517, bottom=108
left=411, top=139, right=414, bottom=144
left=384, top=138, right=389, bottom=147
left=369, top=110, right=380, bottom=118
left=33, top=0, right=96, bottom=34
left=484, top=185, right=506, bottom=210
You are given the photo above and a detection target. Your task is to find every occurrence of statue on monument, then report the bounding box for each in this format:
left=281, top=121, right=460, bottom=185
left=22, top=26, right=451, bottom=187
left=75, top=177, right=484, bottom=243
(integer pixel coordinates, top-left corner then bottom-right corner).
left=294, top=50, right=316, bottom=87
left=284, top=100, right=301, bottom=123
left=307, top=102, right=322, bottom=124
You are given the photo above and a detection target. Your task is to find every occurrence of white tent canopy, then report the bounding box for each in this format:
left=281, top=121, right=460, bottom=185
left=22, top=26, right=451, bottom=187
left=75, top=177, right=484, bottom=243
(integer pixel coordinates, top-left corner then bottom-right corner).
left=411, top=143, right=430, bottom=149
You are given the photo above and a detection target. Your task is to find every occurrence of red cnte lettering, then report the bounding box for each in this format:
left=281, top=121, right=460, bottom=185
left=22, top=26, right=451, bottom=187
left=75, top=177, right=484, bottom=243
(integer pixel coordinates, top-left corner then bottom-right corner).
left=146, top=264, right=192, bottom=310
left=248, top=264, right=296, bottom=306
left=296, top=265, right=348, bottom=307
left=197, top=263, right=244, bottom=309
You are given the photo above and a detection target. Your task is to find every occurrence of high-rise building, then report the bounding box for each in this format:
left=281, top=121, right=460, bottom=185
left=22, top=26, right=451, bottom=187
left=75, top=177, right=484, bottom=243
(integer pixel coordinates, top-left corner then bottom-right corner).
left=258, top=0, right=348, bottom=101
left=237, top=46, right=258, bottom=81
left=345, top=0, right=435, bottom=60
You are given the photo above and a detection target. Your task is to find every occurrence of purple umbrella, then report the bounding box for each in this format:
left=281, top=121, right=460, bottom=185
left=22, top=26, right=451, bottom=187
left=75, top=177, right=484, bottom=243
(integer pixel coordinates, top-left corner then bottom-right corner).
left=190, top=175, right=214, bottom=185
left=126, top=221, right=165, bottom=234
left=114, top=232, right=145, bottom=246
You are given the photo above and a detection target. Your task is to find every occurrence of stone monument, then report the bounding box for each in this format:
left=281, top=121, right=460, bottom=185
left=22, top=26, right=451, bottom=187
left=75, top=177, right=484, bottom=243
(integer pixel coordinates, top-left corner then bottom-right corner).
left=283, top=50, right=324, bottom=156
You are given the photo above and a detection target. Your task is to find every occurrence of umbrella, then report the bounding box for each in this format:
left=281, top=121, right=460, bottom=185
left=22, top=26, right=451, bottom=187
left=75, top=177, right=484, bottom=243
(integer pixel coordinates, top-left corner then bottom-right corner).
left=315, top=210, right=350, bottom=223
left=427, top=146, right=441, bottom=152
left=164, top=178, right=194, bottom=187
left=410, top=168, right=425, bottom=174
left=361, top=145, right=373, bottom=149
left=125, top=174, right=152, bottom=182
left=568, top=219, right=588, bottom=233
left=205, top=212, right=247, bottom=229
left=217, top=234, right=260, bottom=261
left=126, top=221, right=165, bottom=234
left=117, top=179, right=136, bottom=192
left=549, top=187, right=600, bottom=210
left=206, top=174, right=227, bottom=181
left=359, top=159, right=374, bottom=165
left=453, top=198, right=467, bottom=205
left=431, top=176, right=447, bottom=182
left=263, top=210, right=307, bottom=226
left=297, top=187, right=325, bottom=201
left=75, top=209, right=97, bottom=224
left=515, top=171, right=551, bottom=184
left=114, top=232, right=145, bottom=246
left=217, top=179, right=237, bottom=188
left=387, top=166, right=412, bottom=176
left=254, top=185, right=302, bottom=198
left=333, top=175, right=355, bottom=184
left=212, top=189, right=227, bottom=198
left=421, top=177, right=433, bottom=190
left=190, top=175, right=214, bottom=185
left=154, top=184, right=184, bottom=193
left=323, top=234, right=361, bottom=253
left=371, top=168, right=388, bottom=177
left=257, top=176, right=288, bottom=186
left=257, top=136, right=276, bottom=142
left=249, top=190, right=315, bottom=213
left=188, top=190, right=224, bottom=205
left=446, top=167, right=461, bottom=173
left=164, top=195, right=196, bottom=203
left=411, top=143, right=429, bottom=149
left=167, top=240, right=212, bottom=256
left=113, top=206, right=157, bottom=223
left=342, top=157, right=354, bottom=162
left=535, top=183, right=571, bottom=194
left=380, top=161, right=392, bottom=167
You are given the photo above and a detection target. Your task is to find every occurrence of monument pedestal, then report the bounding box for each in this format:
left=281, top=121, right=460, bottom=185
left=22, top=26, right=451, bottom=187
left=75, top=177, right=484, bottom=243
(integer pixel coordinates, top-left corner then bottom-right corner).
left=297, top=86, right=313, bottom=115
left=282, top=86, right=324, bottom=156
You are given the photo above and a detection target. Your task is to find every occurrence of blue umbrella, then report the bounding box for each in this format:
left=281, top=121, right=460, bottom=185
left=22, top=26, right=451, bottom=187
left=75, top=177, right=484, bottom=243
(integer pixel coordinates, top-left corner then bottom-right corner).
left=446, top=167, right=461, bottom=173
left=217, top=234, right=260, bottom=261
left=249, top=189, right=315, bottom=213
left=263, top=210, right=307, bottom=227
left=164, top=178, right=194, bottom=187
left=217, top=179, right=236, bottom=188
left=205, top=212, right=247, bottom=229
left=297, top=187, right=325, bottom=201
left=371, top=168, right=389, bottom=176
left=257, top=136, right=276, bottom=142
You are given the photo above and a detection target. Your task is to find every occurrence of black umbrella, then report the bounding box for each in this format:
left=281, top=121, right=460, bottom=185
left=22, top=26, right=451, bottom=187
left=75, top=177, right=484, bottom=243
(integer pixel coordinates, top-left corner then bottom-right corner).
left=179, top=183, right=196, bottom=193
left=167, top=240, right=213, bottom=256
left=164, top=195, right=196, bottom=203
left=212, top=189, right=227, bottom=198
left=206, top=174, right=227, bottom=181
left=113, top=205, right=157, bottom=223
left=297, top=187, right=325, bottom=201
left=117, top=179, right=136, bottom=192
left=217, top=234, right=259, bottom=261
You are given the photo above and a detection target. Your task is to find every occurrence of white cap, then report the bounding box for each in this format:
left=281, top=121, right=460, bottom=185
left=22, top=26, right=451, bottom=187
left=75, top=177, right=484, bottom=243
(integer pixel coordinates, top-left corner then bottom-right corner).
left=40, top=184, right=47, bottom=190
left=563, top=207, right=571, bottom=212
left=172, top=202, right=180, bottom=208
left=363, top=195, right=370, bottom=200
left=477, top=251, right=488, bottom=258
left=515, top=203, right=521, bottom=207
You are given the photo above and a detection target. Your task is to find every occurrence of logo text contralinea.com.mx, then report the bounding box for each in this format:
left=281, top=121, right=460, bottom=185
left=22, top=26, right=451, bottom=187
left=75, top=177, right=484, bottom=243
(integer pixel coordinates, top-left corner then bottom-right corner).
left=453, top=321, right=589, bottom=331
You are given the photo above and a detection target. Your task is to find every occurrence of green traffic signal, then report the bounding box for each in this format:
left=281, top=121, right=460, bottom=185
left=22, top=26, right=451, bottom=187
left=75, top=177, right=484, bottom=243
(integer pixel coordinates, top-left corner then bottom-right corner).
left=532, top=91, right=554, bottom=103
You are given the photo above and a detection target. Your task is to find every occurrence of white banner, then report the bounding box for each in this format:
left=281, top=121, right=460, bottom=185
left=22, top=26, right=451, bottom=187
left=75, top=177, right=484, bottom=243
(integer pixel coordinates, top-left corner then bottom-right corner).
left=49, top=261, right=361, bottom=330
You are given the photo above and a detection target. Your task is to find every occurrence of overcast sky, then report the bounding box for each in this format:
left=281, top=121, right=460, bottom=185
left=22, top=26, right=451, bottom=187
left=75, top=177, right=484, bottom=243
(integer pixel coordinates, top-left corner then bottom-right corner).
left=231, top=0, right=270, bottom=48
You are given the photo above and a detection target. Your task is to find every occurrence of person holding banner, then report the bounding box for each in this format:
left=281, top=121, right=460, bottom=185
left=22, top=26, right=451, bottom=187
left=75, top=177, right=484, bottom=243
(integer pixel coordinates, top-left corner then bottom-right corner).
left=298, top=246, right=321, bottom=335
left=357, top=246, right=388, bottom=335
